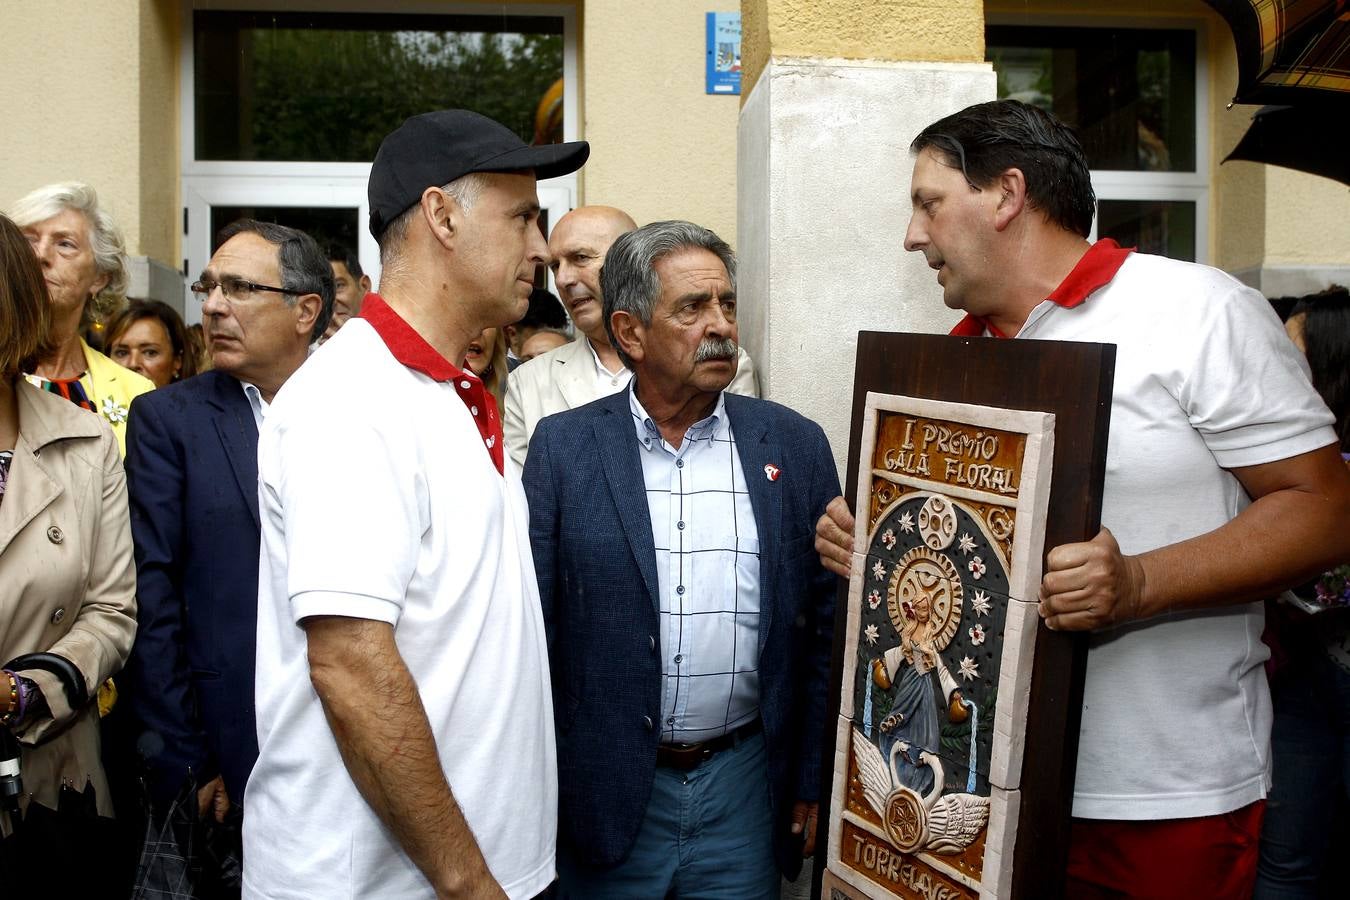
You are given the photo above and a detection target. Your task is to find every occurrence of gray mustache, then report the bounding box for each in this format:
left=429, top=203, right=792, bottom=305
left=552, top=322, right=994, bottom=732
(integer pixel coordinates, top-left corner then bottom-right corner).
left=694, top=337, right=738, bottom=362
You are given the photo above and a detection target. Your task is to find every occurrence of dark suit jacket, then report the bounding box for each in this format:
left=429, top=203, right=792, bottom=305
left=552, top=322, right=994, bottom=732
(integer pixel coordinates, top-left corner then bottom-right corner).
left=123, top=370, right=261, bottom=804
left=523, top=389, right=840, bottom=877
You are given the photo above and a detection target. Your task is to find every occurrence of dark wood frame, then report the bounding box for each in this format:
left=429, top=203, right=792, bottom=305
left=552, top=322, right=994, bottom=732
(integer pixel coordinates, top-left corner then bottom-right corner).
left=814, top=331, right=1116, bottom=899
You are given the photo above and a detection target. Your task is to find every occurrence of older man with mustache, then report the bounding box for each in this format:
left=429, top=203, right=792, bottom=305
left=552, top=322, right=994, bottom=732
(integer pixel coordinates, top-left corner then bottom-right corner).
left=522, top=221, right=839, bottom=898
left=503, top=205, right=758, bottom=469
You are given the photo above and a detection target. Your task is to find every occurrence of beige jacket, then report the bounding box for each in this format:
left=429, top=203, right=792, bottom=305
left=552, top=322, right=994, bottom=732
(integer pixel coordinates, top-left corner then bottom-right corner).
left=0, top=380, right=137, bottom=827
left=503, top=336, right=760, bottom=469
left=22, top=339, right=154, bottom=458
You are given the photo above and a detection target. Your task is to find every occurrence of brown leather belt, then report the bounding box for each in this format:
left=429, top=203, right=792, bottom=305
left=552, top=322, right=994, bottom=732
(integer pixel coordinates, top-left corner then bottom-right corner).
left=655, top=718, right=762, bottom=771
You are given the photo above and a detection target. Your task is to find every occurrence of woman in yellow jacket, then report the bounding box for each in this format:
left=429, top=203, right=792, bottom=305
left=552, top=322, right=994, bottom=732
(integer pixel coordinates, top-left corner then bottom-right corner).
left=9, top=182, right=153, bottom=455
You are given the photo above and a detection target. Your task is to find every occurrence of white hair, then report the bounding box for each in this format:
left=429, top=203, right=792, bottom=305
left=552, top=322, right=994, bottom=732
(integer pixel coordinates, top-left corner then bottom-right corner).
left=9, top=182, right=129, bottom=313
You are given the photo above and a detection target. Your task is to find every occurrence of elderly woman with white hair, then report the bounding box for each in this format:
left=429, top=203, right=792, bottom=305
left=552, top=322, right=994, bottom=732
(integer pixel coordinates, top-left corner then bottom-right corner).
left=9, top=182, right=153, bottom=455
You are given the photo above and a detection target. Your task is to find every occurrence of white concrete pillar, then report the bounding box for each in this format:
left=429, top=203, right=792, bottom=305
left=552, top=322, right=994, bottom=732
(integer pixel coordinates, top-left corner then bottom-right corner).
left=738, top=58, right=995, bottom=472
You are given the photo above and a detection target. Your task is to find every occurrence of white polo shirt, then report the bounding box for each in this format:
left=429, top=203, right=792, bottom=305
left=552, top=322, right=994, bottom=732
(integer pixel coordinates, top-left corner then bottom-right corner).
left=244, top=296, right=556, bottom=899
left=955, top=243, right=1336, bottom=820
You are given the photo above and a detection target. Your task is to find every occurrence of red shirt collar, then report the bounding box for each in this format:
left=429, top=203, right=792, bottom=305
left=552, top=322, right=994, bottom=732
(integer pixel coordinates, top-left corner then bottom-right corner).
left=1046, top=238, right=1134, bottom=308
left=948, top=239, right=1134, bottom=337
left=950, top=315, right=1009, bottom=338
left=359, top=293, right=505, bottom=475
left=359, top=293, right=465, bottom=382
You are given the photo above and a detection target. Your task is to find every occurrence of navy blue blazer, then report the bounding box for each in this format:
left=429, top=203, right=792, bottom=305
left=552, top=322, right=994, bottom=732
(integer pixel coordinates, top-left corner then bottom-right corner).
left=123, top=370, right=261, bottom=804
left=523, top=389, right=840, bottom=877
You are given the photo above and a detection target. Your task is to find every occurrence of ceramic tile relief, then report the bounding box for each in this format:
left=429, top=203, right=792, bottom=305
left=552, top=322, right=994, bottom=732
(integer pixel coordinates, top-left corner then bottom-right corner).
left=827, top=393, right=1055, bottom=900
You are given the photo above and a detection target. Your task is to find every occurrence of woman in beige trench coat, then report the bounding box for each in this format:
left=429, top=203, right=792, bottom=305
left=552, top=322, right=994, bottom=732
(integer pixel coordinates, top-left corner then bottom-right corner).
left=0, top=211, right=137, bottom=835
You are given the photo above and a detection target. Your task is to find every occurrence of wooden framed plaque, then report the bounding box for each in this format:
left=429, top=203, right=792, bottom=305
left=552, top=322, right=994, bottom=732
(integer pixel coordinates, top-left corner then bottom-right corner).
left=818, top=332, right=1115, bottom=900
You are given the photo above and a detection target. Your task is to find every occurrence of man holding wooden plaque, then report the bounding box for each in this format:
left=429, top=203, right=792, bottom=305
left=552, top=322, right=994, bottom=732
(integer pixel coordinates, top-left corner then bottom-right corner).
left=816, top=99, right=1350, bottom=898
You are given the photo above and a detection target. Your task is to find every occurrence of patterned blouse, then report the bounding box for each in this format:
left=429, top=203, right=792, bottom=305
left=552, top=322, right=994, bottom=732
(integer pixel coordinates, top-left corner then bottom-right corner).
left=0, top=449, right=12, bottom=509
left=27, top=373, right=97, bottom=414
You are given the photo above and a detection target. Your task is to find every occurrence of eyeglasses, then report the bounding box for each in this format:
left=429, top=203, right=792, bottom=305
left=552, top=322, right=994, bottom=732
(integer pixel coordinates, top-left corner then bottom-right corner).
left=190, top=276, right=295, bottom=305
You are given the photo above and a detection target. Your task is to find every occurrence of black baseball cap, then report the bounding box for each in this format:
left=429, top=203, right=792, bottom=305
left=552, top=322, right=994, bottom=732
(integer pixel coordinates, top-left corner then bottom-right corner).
left=368, top=109, right=590, bottom=238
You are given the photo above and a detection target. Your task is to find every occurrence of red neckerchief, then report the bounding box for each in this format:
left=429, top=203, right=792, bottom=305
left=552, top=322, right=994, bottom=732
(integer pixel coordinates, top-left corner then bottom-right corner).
left=360, top=293, right=504, bottom=475
left=949, top=239, right=1135, bottom=338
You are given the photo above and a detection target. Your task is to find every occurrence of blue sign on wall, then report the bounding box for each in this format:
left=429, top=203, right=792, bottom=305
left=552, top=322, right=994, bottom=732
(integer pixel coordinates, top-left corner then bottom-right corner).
left=706, top=12, right=741, bottom=96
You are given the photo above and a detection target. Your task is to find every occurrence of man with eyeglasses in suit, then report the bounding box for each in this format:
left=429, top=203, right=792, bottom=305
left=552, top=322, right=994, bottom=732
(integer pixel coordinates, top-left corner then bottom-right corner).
left=123, top=219, right=333, bottom=835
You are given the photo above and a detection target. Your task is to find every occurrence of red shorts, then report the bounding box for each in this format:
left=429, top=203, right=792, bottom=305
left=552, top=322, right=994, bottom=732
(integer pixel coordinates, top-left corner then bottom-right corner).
left=1066, top=801, right=1266, bottom=899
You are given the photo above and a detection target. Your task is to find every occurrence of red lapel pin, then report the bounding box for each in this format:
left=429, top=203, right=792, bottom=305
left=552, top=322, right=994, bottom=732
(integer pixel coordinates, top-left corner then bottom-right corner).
left=764, top=463, right=781, bottom=482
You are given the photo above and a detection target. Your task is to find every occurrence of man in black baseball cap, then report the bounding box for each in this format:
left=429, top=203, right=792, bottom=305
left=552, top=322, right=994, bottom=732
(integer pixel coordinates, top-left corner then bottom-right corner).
left=368, top=108, right=589, bottom=239
left=244, top=110, right=587, bottom=899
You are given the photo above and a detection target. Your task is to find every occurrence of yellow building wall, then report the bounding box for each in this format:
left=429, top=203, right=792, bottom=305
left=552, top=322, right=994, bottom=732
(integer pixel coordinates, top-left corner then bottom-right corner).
left=3, top=0, right=1339, bottom=276
left=138, top=0, right=181, bottom=268
left=742, top=0, right=985, bottom=95
left=1264, top=168, right=1350, bottom=268
left=0, top=0, right=179, bottom=265
left=0, top=0, right=740, bottom=259
left=579, top=1, right=741, bottom=246
left=1207, top=23, right=1266, bottom=274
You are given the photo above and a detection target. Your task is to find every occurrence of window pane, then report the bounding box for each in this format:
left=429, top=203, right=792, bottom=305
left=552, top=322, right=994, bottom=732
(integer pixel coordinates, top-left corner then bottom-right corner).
left=987, top=26, right=1195, bottom=172
left=195, top=11, right=564, bottom=162
left=1097, top=200, right=1196, bottom=262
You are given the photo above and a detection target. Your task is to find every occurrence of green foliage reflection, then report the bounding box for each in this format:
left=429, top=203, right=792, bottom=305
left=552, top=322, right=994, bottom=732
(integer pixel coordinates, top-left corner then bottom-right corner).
left=196, top=18, right=563, bottom=162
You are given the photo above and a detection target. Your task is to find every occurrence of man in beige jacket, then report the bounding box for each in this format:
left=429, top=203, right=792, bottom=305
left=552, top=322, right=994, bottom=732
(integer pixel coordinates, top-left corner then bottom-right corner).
left=503, top=206, right=758, bottom=468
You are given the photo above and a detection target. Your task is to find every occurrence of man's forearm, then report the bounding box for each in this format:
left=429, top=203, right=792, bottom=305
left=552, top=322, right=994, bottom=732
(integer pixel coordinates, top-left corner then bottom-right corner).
left=1137, top=469, right=1350, bottom=617
left=1041, top=446, right=1350, bottom=631
left=306, top=617, right=500, bottom=898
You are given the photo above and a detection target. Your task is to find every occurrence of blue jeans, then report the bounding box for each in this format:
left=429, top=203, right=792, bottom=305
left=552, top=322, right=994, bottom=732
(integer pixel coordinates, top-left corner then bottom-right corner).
left=557, top=731, right=780, bottom=899
left=1254, top=648, right=1350, bottom=899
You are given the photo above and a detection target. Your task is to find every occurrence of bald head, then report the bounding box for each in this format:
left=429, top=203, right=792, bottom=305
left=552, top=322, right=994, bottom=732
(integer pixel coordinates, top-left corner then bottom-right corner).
left=548, top=205, right=637, bottom=342
left=553, top=206, right=637, bottom=244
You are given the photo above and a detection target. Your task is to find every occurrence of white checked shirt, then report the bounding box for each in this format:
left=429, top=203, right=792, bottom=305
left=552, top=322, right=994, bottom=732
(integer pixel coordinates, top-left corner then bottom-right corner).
left=630, top=385, right=761, bottom=743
